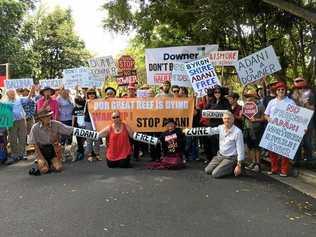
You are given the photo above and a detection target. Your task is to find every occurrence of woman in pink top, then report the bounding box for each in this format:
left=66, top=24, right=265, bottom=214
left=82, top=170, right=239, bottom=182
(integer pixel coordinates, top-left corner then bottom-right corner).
left=36, top=87, right=59, bottom=120
left=99, top=111, right=134, bottom=168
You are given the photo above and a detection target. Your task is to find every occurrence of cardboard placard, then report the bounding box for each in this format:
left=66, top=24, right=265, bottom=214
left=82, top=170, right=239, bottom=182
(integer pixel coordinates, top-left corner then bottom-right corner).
left=171, top=62, right=192, bottom=88
left=88, top=56, right=117, bottom=80
left=209, top=50, right=238, bottom=66
left=184, top=127, right=213, bottom=136
left=234, top=46, right=281, bottom=85
left=242, top=102, right=258, bottom=119
left=259, top=103, right=314, bottom=159
left=185, top=58, right=221, bottom=97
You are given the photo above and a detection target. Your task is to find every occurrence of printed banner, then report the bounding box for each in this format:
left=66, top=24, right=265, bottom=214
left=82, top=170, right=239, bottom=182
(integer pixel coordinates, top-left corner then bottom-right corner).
left=209, top=50, right=238, bottom=66
left=185, top=57, right=221, bottom=97
left=88, top=56, right=117, bottom=80
left=242, top=102, right=258, bottom=119
left=234, top=45, right=281, bottom=85
left=259, top=103, right=314, bottom=159
left=171, top=63, right=192, bottom=87
left=133, top=132, right=158, bottom=145
left=88, top=98, right=195, bottom=132
left=0, top=102, right=13, bottom=128
left=202, top=110, right=229, bottom=118
left=73, top=128, right=99, bottom=140
left=145, top=44, right=218, bottom=85
left=4, top=78, right=33, bottom=89
left=39, top=79, right=63, bottom=89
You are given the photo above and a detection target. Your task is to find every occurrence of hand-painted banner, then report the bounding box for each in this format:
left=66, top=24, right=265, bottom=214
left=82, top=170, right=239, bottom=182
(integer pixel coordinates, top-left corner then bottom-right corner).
left=145, top=44, right=218, bottom=85
left=4, top=78, right=33, bottom=89
left=88, top=56, right=117, bottom=80
left=116, top=70, right=137, bottom=86
left=242, top=102, right=258, bottom=119
left=133, top=132, right=158, bottom=145
left=209, top=50, right=238, bottom=66
left=39, top=79, right=63, bottom=89
left=234, top=46, right=281, bottom=85
left=202, top=110, right=229, bottom=118
left=184, top=127, right=214, bottom=136
left=73, top=128, right=99, bottom=140
left=88, top=98, right=195, bottom=132
left=0, top=102, right=13, bottom=128
left=259, top=103, right=314, bottom=159
left=185, top=57, right=221, bottom=97
left=171, top=63, right=192, bottom=88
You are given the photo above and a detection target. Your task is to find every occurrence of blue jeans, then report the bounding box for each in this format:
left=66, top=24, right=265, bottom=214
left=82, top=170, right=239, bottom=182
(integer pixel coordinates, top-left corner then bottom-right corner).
left=184, top=136, right=198, bottom=160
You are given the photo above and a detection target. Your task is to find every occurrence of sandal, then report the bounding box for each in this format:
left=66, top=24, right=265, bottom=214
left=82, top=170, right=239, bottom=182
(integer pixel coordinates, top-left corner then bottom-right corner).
left=87, top=155, right=94, bottom=162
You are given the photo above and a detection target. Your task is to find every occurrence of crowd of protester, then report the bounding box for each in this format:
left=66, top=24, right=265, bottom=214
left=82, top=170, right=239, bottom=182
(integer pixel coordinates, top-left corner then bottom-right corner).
left=0, top=76, right=315, bottom=178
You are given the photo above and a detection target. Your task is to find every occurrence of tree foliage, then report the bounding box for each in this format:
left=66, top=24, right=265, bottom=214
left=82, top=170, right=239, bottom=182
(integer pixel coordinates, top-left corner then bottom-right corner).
left=103, top=0, right=316, bottom=86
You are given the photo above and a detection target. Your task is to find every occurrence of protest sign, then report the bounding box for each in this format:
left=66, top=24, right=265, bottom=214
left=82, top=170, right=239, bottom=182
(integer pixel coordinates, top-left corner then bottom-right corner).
left=242, top=102, right=258, bottom=119
left=63, top=67, right=97, bottom=89
left=73, top=128, right=99, bottom=140
left=145, top=44, right=218, bottom=85
left=259, top=103, right=314, bottom=159
left=234, top=46, right=281, bottom=85
left=4, top=78, right=33, bottom=90
left=118, top=55, right=135, bottom=71
left=116, top=70, right=137, bottom=86
left=88, top=98, right=194, bottom=132
left=0, top=102, right=13, bottom=128
left=209, top=51, right=238, bottom=66
left=39, top=79, right=63, bottom=89
left=185, top=57, right=221, bottom=97
left=184, top=127, right=214, bottom=136
left=88, top=56, right=117, bottom=80
left=171, top=63, right=192, bottom=87
left=202, top=110, right=229, bottom=119
left=133, top=133, right=158, bottom=145
left=136, top=89, right=150, bottom=98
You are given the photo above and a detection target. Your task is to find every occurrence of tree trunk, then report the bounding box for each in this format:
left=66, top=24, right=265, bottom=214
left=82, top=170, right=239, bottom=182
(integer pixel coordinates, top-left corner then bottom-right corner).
left=262, top=0, right=316, bottom=25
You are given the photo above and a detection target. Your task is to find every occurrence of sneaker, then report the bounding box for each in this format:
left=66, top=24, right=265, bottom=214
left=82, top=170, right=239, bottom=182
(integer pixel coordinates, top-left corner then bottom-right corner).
left=279, top=173, right=288, bottom=177
left=251, top=164, right=260, bottom=173
left=267, top=171, right=277, bottom=175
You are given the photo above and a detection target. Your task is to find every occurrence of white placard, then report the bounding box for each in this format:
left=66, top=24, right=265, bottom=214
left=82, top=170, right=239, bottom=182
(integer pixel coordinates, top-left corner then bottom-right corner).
left=73, top=128, right=99, bottom=140
left=4, top=78, right=33, bottom=89
left=145, top=44, right=218, bottom=85
left=39, top=79, right=63, bottom=89
left=171, top=63, right=192, bottom=87
left=133, top=132, right=158, bottom=145
left=136, top=89, right=150, bottom=98
left=184, top=127, right=214, bottom=136
left=259, top=103, right=314, bottom=159
left=63, top=67, right=96, bottom=89
left=185, top=57, right=221, bottom=97
left=234, top=46, right=281, bottom=85
left=88, top=56, right=117, bottom=80
left=202, top=110, right=229, bottom=118
left=209, top=50, right=238, bottom=66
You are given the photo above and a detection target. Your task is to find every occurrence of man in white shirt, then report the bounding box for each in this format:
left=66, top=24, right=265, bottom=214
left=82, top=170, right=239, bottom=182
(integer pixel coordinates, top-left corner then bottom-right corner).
left=204, top=111, right=244, bottom=178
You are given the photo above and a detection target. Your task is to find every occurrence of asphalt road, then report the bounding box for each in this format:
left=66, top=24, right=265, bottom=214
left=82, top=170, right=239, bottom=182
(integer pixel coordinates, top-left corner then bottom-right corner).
left=0, top=158, right=315, bottom=237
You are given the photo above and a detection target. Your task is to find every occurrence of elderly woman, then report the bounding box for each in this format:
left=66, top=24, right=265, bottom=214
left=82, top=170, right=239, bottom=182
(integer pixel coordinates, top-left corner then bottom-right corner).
left=265, top=81, right=295, bottom=177
left=99, top=111, right=134, bottom=168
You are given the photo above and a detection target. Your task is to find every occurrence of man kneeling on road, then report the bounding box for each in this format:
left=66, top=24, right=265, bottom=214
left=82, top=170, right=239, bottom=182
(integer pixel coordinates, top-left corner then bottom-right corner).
left=28, top=109, right=73, bottom=174
left=204, top=111, right=244, bottom=178
left=185, top=111, right=244, bottom=178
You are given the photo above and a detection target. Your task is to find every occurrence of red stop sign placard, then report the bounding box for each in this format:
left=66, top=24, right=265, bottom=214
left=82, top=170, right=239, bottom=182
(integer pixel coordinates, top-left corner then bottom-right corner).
left=118, top=55, right=135, bottom=71
left=242, top=101, right=258, bottom=119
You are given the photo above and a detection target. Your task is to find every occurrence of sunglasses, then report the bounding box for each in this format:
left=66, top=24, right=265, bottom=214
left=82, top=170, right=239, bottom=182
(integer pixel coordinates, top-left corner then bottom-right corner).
left=173, top=90, right=179, bottom=93
left=112, top=116, right=120, bottom=119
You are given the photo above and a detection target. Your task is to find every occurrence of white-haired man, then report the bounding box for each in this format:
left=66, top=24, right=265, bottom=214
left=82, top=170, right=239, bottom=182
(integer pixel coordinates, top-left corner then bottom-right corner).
left=204, top=111, right=245, bottom=178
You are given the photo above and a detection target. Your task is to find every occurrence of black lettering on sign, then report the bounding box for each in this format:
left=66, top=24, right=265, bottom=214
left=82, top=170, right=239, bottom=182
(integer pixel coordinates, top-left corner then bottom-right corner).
left=184, top=127, right=213, bottom=136
left=136, top=118, right=160, bottom=128
left=73, top=128, right=99, bottom=140
left=133, top=132, right=158, bottom=145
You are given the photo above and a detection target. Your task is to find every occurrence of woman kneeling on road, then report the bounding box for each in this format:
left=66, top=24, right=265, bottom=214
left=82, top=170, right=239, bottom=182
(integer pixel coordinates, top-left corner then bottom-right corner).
left=99, top=111, right=134, bottom=168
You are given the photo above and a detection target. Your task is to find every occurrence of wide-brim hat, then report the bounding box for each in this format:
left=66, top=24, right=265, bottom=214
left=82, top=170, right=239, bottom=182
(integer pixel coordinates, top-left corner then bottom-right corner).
left=40, top=86, right=55, bottom=96
left=293, top=77, right=307, bottom=89
left=273, top=81, right=287, bottom=90
left=86, top=88, right=97, bottom=95
left=243, top=89, right=259, bottom=99
left=36, top=109, right=54, bottom=119
left=104, top=87, right=116, bottom=95
left=141, top=84, right=150, bottom=90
